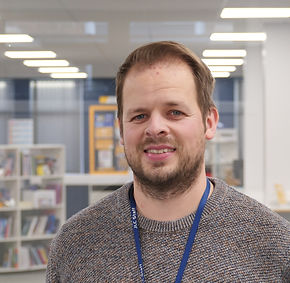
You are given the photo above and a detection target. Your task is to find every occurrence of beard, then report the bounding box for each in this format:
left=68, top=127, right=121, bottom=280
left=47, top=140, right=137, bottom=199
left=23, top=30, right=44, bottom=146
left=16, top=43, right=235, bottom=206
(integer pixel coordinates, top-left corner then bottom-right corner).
left=123, top=136, right=205, bottom=200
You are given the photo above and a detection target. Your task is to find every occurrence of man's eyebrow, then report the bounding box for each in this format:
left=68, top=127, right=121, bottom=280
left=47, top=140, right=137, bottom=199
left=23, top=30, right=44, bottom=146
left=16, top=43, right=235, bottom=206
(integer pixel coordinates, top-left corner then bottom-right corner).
left=126, top=102, right=189, bottom=115
left=165, top=101, right=180, bottom=107
left=126, top=108, right=148, bottom=116
left=165, top=101, right=188, bottom=108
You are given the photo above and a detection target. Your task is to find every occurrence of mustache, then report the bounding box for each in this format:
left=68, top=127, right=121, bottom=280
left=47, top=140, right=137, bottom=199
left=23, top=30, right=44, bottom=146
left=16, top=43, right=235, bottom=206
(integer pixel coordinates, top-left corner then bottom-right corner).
left=140, top=136, right=177, bottom=147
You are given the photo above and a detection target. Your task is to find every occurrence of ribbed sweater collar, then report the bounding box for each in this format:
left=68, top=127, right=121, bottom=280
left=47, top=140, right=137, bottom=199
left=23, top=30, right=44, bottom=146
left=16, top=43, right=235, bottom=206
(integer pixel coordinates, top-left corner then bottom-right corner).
left=120, top=178, right=227, bottom=233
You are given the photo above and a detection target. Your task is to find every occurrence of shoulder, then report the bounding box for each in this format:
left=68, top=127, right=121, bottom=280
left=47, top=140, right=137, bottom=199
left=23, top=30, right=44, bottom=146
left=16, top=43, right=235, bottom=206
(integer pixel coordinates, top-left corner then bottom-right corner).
left=66, top=182, right=131, bottom=229
left=50, top=182, right=132, bottom=252
left=210, top=178, right=289, bottom=277
left=46, top=182, right=133, bottom=280
left=211, top=178, right=290, bottom=235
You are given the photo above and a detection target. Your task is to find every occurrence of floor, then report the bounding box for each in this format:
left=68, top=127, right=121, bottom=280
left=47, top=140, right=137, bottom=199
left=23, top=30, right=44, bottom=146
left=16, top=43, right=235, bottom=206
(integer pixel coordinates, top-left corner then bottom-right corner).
left=0, top=270, right=45, bottom=282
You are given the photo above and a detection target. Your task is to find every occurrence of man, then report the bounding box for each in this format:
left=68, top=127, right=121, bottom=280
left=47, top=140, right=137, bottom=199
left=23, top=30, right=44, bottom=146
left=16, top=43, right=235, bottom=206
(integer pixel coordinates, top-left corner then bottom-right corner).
left=46, top=41, right=289, bottom=282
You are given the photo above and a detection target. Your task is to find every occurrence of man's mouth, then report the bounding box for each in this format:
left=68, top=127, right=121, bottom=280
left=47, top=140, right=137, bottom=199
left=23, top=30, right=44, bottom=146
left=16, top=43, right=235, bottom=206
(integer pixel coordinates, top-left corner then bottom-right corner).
left=144, top=148, right=176, bottom=154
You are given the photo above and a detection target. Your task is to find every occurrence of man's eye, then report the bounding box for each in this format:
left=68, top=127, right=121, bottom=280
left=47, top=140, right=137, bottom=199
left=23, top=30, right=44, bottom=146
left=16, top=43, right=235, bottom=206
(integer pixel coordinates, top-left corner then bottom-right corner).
left=133, top=114, right=145, bottom=121
left=170, top=110, right=183, bottom=116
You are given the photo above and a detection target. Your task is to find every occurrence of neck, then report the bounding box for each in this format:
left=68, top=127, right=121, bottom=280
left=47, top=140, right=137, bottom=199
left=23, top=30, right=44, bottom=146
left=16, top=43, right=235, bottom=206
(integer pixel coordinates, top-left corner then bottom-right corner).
left=133, top=174, right=212, bottom=221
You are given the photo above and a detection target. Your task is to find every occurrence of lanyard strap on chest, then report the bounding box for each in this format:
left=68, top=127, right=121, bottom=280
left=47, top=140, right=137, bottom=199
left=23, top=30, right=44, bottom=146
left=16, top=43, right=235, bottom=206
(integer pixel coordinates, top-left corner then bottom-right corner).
left=129, top=178, right=211, bottom=283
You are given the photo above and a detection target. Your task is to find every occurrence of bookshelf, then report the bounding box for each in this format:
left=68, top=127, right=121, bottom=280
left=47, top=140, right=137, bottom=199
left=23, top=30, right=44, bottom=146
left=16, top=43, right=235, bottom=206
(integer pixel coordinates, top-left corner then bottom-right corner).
left=0, top=144, right=65, bottom=273
left=64, top=172, right=133, bottom=206
left=89, top=104, right=129, bottom=174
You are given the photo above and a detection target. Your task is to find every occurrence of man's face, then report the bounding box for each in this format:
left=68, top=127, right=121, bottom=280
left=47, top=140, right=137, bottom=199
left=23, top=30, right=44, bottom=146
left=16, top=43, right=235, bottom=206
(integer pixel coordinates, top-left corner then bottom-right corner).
left=120, top=60, right=216, bottom=198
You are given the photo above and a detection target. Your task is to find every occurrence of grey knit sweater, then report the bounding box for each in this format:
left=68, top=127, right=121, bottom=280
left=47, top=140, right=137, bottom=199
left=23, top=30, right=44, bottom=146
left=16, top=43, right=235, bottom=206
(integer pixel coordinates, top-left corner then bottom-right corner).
left=46, top=178, right=290, bottom=282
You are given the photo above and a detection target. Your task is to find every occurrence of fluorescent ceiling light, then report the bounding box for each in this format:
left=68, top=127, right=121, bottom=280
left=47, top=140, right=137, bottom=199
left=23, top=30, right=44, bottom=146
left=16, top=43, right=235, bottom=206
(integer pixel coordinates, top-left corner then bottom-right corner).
left=202, top=49, right=246, bottom=57
left=23, top=60, right=69, bottom=67
left=210, top=33, right=267, bottom=41
left=211, top=72, right=230, bottom=78
left=38, top=67, right=79, bottom=73
left=5, top=51, right=56, bottom=58
left=50, top=72, right=88, bottom=79
left=202, top=58, right=244, bottom=66
left=0, top=34, right=34, bottom=43
left=208, top=66, right=237, bottom=72
left=221, top=8, right=290, bottom=18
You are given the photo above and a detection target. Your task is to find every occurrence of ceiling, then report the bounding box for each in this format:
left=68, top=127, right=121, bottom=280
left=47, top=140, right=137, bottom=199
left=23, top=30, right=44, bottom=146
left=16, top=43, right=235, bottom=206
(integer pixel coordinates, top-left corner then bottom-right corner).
left=0, top=0, right=289, bottom=78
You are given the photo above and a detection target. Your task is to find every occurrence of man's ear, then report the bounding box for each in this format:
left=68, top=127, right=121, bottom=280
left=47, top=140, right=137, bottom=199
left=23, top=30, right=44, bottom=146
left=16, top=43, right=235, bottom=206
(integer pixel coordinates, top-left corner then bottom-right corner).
left=118, top=118, right=124, bottom=145
left=205, top=107, right=219, bottom=140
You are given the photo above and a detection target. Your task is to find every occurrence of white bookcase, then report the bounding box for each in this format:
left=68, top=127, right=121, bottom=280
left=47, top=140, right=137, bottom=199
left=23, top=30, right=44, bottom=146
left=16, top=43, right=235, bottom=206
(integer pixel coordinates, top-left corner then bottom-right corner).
left=64, top=172, right=133, bottom=206
left=0, top=144, right=65, bottom=273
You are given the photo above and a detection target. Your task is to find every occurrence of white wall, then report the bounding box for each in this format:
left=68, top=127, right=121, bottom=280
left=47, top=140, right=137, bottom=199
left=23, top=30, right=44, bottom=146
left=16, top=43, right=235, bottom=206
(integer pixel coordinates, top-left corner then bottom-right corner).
left=244, top=23, right=290, bottom=208
left=263, top=24, right=290, bottom=207
left=244, top=45, right=265, bottom=203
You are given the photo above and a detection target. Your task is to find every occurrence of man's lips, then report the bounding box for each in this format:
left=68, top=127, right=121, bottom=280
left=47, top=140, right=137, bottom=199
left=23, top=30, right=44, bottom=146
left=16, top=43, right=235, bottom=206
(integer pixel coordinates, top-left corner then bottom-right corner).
left=144, top=145, right=176, bottom=154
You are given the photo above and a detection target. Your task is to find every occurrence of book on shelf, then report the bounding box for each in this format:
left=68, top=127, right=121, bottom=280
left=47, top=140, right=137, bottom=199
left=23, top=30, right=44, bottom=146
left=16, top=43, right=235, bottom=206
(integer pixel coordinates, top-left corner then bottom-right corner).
left=22, top=216, right=40, bottom=236
left=0, top=152, right=15, bottom=177
left=35, top=155, right=57, bottom=176
left=30, top=247, right=43, bottom=265
left=45, top=183, right=62, bottom=204
left=22, top=214, right=59, bottom=236
left=18, top=246, right=30, bottom=268
left=28, top=245, right=49, bottom=266
left=21, top=152, right=57, bottom=176
left=21, top=217, right=32, bottom=236
left=0, top=188, right=16, bottom=208
left=45, top=214, right=59, bottom=234
left=21, top=150, right=32, bottom=176
left=34, top=190, right=56, bottom=208
left=34, top=215, right=49, bottom=235
left=0, top=216, right=13, bottom=238
left=37, top=246, right=48, bottom=264
left=27, top=216, right=39, bottom=236
left=3, top=245, right=50, bottom=268
left=22, top=189, right=57, bottom=208
left=1, top=247, right=18, bottom=268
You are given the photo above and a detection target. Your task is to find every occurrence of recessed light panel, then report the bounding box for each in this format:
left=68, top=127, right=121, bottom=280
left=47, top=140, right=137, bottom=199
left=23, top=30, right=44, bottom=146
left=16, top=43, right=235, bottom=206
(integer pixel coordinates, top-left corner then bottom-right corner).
left=38, top=67, right=79, bottom=73
left=203, top=50, right=246, bottom=57
left=208, top=66, right=237, bottom=72
left=5, top=51, right=56, bottom=58
left=0, top=34, right=34, bottom=43
left=221, top=8, right=290, bottom=18
left=202, top=58, right=244, bottom=66
left=210, top=33, right=267, bottom=41
left=211, top=72, right=230, bottom=78
left=50, top=72, right=88, bottom=79
left=24, top=60, right=69, bottom=67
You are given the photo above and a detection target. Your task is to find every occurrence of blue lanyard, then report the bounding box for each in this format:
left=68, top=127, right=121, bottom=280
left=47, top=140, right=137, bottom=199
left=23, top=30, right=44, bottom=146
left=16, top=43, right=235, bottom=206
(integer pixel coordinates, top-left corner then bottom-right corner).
left=129, top=178, right=211, bottom=283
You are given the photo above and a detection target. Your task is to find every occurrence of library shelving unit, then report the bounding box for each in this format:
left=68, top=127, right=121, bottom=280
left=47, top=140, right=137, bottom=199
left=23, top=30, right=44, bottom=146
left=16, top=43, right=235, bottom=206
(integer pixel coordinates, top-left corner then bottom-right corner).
left=64, top=172, right=133, bottom=206
left=0, top=144, right=65, bottom=273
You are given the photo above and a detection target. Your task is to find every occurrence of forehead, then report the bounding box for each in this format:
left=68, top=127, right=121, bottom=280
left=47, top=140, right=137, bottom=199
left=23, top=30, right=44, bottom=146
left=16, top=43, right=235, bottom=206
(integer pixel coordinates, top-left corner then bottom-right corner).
left=122, top=60, right=198, bottom=110
left=127, top=58, right=192, bottom=77
left=123, top=59, right=195, bottom=91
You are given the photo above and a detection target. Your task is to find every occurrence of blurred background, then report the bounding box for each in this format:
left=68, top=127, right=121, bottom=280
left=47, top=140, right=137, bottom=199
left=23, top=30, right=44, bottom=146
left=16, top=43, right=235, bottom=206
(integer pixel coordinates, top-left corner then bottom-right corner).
left=0, top=0, right=289, bottom=280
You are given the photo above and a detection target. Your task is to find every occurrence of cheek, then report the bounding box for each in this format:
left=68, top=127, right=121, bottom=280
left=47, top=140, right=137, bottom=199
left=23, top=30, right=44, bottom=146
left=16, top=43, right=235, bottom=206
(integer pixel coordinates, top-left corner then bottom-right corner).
left=122, top=124, right=142, bottom=146
left=176, top=121, right=205, bottom=146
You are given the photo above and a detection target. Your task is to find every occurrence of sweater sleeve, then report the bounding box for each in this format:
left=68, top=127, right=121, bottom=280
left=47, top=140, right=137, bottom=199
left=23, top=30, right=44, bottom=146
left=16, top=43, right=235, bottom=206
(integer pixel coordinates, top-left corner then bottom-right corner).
left=46, top=236, right=61, bottom=283
left=282, top=260, right=290, bottom=283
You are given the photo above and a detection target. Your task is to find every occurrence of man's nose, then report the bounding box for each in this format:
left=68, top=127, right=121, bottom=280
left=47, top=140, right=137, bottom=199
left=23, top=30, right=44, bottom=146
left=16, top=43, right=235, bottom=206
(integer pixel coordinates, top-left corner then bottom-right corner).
left=144, top=113, right=169, bottom=138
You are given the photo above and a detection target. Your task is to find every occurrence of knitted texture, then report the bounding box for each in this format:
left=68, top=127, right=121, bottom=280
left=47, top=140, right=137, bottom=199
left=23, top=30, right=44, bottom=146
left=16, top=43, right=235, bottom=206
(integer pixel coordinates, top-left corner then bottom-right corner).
left=46, top=178, right=290, bottom=282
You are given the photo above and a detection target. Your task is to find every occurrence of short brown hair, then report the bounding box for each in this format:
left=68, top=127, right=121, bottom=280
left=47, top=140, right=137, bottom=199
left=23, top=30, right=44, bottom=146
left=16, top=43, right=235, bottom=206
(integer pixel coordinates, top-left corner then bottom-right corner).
left=116, top=41, right=216, bottom=123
